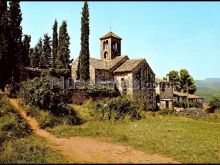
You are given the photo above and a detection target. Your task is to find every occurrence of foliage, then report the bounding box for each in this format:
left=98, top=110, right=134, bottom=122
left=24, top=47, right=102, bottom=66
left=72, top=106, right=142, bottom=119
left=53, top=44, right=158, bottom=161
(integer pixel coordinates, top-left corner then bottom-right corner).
left=167, top=69, right=196, bottom=94
left=157, top=108, right=174, bottom=116
left=209, top=95, right=220, bottom=109
left=19, top=77, right=82, bottom=126
left=0, top=94, right=71, bottom=163
left=8, top=0, right=23, bottom=83
left=56, top=21, right=70, bottom=69
left=180, top=69, right=196, bottom=94
left=85, top=85, right=120, bottom=99
left=49, top=68, right=71, bottom=79
left=168, top=70, right=180, bottom=87
left=94, top=97, right=141, bottom=121
left=52, top=19, right=58, bottom=68
left=40, top=33, right=52, bottom=69
left=0, top=95, right=32, bottom=142
left=78, top=1, right=90, bottom=80
left=30, top=38, right=42, bottom=68
left=0, top=1, right=10, bottom=90
left=21, top=35, right=31, bottom=67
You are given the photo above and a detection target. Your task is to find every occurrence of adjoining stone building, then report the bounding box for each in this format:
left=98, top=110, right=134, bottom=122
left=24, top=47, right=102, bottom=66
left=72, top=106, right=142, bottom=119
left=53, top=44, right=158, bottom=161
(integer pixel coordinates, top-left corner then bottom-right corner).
left=155, top=75, right=204, bottom=110
left=71, top=31, right=156, bottom=110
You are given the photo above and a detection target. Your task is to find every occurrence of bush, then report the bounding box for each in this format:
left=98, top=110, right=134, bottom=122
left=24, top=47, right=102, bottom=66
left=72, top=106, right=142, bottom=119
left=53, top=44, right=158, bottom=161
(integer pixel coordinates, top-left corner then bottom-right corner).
left=209, top=95, right=220, bottom=109
left=94, top=97, right=141, bottom=121
left=157, top=108, right=174, bottom=116
left=19, top=77, right=82, bottom=127
left=85, top=85, right=120, bottom=99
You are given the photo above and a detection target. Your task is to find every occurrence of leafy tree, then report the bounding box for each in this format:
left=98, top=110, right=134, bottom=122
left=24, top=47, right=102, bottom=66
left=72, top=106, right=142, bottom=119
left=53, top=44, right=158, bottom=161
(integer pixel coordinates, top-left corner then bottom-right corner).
left=40, top=34, right=52, bottom=69
left=180, top=69, right=196, bottom=94
left=56, top=21, right=70, bottom=69
left=20, top=35, right=31, bottom=67
left=209, top=95, right=220, bottom=109
left=0, top=1, right=9, bottom=90
left=168, top=70, right=180, bottom=85
left=167, top=69, right=196, bottom=94
left=52, top=19, right=58, bottom=68
left=78, top=1, right=90, bottom=80
left=8, top=0, right=23, bottom=84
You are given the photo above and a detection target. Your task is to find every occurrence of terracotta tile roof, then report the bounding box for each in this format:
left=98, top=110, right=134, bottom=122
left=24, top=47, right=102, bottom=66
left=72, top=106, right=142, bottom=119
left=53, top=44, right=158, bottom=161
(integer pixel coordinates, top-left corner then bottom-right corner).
left=72, top=55, right=128, bottom=71
left=173, top=91, right=203, bottom=99
left=100, top=31, right=122, bottom=40
left=114, top=59, right=145, bottom=73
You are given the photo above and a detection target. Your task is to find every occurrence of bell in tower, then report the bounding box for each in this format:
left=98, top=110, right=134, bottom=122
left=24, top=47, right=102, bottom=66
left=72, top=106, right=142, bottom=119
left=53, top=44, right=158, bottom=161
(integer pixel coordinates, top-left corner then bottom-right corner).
left=100, top=31, right=122, bottom=60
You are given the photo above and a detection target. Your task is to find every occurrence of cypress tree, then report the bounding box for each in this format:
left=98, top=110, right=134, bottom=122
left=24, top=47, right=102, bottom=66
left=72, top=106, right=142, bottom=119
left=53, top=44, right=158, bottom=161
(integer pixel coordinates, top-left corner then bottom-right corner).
left=40, top=34, right=52, bottom=69
left=52, top=19, right=58, bottom=68
left=8, top=0, right=23, bottom=83
left=56, top=21, right=70, bottom=69
left=21, top=35, right=31, bottom=67
left=0, top=1, right=9, bottom=90
left=31, top=38, right=42, bottom=68
left=78, top=1, right=90, bottom=81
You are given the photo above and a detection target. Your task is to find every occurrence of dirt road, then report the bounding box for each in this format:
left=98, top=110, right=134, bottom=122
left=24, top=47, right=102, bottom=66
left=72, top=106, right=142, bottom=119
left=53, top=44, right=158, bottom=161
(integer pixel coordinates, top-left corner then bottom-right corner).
left=9, top=99, right=179, bottom=164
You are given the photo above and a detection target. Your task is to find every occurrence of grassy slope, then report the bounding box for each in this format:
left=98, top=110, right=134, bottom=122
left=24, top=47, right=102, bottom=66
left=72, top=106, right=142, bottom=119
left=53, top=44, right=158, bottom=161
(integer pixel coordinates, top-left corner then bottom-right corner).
left=47, top=101, right=220, bottom=163
left=0, top=94, right=70, bottom=163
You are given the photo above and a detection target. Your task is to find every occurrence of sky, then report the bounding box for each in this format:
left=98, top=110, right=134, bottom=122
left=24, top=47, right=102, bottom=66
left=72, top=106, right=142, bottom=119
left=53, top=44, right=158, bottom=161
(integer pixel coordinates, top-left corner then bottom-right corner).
left=20, top=1, right=220, bottom=80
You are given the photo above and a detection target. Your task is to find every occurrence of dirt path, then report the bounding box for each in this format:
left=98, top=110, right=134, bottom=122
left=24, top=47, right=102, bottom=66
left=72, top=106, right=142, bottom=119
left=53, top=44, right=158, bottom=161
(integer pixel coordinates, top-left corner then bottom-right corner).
left=9, top=98, right=180, bottom=164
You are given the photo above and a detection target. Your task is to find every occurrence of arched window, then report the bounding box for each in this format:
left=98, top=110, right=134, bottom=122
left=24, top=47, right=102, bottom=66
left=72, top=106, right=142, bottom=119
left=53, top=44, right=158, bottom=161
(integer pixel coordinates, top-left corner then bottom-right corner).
left=105, top=40, right=108, bottom=50
left=103, top=41, right=105, bottom=50
left=104, top=51, right=108, bottom=59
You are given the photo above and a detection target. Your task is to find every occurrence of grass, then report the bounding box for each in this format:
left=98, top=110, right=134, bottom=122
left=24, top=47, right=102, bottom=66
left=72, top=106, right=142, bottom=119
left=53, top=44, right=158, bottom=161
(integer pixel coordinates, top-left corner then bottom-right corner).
left=0, top=94, right=70, bottom=163
left=47, top=100, right=220, bottom=164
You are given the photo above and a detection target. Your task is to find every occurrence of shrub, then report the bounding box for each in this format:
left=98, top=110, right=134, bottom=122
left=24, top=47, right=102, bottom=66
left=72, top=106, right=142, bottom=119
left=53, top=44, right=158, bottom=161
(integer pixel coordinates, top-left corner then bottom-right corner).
left=19, top=77, right=82, bottom=127
left=209, top=95, right=220, bottom=109
left=157, top=108, right=174, bottom=116
left=85, top=85, right=120, bottom=99
left=95, top=97, right=141, bottom=121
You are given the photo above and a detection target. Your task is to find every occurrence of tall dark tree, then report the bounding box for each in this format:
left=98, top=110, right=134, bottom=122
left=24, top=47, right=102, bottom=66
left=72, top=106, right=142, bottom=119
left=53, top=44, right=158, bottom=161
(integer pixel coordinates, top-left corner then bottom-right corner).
left=78, top=1, right=90, bottom=80
left=8, top=0, right=23, bottom=83
left=40, top=34, right=52, bottom=69
left=56, top=21, right=70, bottom=69
left=20, top=35, right=31, bottom=67
left=0, top=1, right=9, bottom=90
left=30, top=38, right=42, bottom=68
left=52, top=19, right=58, bottom=68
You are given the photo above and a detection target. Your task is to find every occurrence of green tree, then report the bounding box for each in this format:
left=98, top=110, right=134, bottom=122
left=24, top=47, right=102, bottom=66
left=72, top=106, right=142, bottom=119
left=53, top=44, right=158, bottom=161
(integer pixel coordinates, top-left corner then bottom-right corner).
left=0, top=1, right=9, bottom=90
left=168, top=70, right=180, bottom=85
left=40, top=34, right=52, bottom=69
left=52, top=19, right=58, bottom=68
left=56, top=21, right=70, bottom=69
left=209, top=95, right=220, bottom=109
left=30, top=38, right=42, bottom=68
left=8, top=0, right=23, bottom=83
left=20, top=35, right=31, bottom=67
left=78, top=1, right=90, bottom=80
left=179, top=69, right=196, bottom=94
left=167, top=69, right=196, bottom=94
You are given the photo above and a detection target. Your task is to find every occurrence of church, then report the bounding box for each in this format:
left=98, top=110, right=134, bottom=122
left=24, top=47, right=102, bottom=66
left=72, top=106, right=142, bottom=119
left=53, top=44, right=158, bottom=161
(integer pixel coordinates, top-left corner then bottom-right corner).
left=71, top=31, right=156, bottom=110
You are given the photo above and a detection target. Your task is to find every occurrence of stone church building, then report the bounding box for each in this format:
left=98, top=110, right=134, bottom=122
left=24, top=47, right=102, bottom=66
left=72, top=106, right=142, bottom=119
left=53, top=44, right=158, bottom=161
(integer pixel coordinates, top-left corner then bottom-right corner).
left=71, top=31, right=156, bottom=110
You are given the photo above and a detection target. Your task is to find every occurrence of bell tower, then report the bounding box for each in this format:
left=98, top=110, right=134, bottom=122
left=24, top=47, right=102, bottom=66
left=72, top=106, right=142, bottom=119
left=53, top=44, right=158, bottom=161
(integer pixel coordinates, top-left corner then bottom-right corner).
left=100, top=31, right=122, bottom=60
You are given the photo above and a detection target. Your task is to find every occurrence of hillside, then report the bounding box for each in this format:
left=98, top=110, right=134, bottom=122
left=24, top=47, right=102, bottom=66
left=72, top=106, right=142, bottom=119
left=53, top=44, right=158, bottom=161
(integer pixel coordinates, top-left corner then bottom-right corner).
left=195, top=78, right=220, bottom=102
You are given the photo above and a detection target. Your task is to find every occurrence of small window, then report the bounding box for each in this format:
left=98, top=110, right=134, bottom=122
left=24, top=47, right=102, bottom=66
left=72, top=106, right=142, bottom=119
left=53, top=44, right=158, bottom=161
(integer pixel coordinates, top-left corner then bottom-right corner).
left=104, top=52, right=108, bottom=59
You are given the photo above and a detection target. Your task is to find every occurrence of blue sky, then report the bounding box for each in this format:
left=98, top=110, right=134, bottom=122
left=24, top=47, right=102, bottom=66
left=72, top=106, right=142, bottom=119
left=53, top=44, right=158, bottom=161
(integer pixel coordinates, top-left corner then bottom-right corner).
left=20, top=2, right=220, bottom=80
